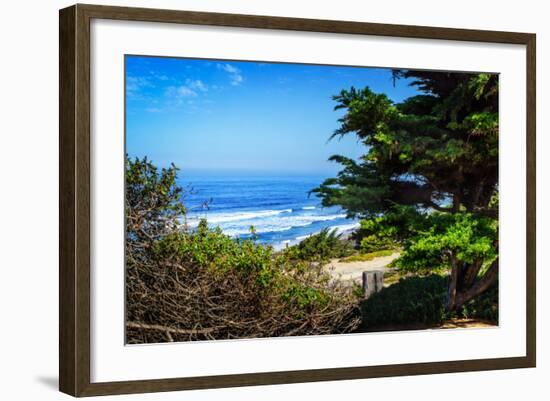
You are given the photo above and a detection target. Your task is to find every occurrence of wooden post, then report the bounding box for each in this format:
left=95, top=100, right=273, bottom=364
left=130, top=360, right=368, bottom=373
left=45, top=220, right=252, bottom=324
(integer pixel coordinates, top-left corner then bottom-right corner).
left=362, top=270, right=384, bottom=299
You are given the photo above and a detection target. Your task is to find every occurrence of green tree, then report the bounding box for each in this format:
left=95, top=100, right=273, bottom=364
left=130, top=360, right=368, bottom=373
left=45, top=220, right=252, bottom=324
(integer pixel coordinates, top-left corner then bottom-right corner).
left=125, top=156, right=186, bottom=268
left=313, top=71, right=499, bottom=311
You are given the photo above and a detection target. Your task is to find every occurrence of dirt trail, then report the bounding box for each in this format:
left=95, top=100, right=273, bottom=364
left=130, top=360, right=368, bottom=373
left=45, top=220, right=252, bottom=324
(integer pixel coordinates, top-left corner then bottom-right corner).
left=326, top=252, right=401, bottom=283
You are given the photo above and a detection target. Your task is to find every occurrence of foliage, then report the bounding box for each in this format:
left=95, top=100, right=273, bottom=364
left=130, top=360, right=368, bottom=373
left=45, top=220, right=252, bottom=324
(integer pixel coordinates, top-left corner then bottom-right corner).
left=354, top=206, right=497, bottom=274
left=312, top=71, right=500, bottom=311
left=125, top=156, right=187, bottom=270
left=352, top=206, right=421, bottom=252
left=360, top=275, right=448, bottom=328
left=360, top=275, right=498, bottom=329
left=125, top=157, right=361, bottom=343
left=283, top=228, right=354, bottom=262
left=312, top=72, right=499, bottom=218
left=381, top=269, right=405, bottom=286
left=154, top=220, right=277, bottom=287
left=394, top=210, right=498, bottom=273
left=126, top=156, right=186, bottom=237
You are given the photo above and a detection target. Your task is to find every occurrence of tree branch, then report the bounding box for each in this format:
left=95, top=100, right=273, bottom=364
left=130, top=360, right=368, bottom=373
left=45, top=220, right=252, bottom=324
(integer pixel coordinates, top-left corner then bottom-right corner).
left=126, top=321, right=219, bottom=335
left=390, top=181, right=433, bottom=206
left=428, top=201, right=453, bottom=213
left=455, top=258, right=499, bottom=309
left=473, top=207, right=498, bottom=218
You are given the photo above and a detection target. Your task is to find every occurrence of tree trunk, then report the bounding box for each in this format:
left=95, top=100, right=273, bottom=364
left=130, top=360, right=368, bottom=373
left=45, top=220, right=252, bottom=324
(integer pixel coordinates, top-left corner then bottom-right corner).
left=459, top=258, right=483, bottom=290
left=455, top=259, right=498, bottom=310
left=446, top=256, right=459, bottom=311
left=452, top=194, right=461, bottom=212
left=446, top=258, right=498, bottom=312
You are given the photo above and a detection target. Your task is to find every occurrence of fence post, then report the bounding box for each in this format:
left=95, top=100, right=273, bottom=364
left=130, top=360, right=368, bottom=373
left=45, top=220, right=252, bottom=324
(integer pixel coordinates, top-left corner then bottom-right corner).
left=362, top=270, right=384, bottom=299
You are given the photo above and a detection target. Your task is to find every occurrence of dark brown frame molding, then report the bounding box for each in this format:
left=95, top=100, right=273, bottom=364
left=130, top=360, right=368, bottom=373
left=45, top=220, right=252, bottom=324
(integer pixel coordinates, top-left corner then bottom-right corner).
left=59, top=3, right=536, bottom=397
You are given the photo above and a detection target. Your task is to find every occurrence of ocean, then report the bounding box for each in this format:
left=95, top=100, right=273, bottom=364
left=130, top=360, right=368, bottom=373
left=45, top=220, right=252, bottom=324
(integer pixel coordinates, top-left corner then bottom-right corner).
left=178, top=175, right=358, bottom=249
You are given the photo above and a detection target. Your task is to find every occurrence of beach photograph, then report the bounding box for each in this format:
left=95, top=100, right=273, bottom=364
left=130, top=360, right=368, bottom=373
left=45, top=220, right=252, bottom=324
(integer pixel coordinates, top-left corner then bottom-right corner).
left=125, top=56, right=499, bottom=344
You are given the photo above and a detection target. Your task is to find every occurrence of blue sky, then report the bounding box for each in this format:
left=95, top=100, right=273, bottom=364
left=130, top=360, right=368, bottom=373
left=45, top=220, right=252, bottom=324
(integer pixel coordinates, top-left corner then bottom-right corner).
left=126, top=56, right=420, bottom=176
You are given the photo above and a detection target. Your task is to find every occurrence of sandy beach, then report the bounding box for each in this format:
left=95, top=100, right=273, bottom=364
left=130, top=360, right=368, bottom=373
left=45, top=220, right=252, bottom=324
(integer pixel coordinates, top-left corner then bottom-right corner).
left=326, top=252, right=401, bottom=283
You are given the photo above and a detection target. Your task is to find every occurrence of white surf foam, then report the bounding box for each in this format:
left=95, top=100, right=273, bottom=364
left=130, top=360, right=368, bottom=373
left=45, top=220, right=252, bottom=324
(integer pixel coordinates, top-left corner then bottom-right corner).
left=188, top=212, right=348, bottom=237
left=186, top=209, right=292, bottom=226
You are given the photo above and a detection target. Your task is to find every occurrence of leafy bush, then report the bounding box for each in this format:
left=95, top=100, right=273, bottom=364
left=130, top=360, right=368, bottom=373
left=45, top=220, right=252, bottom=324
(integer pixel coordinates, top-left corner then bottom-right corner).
left=360, top=275, right=448, bottom=329
left=339, top=249, right=395, bottom=263
left=284, top=228, right=354, bottom=262
left=352, top=208, right=418, bottom=252
left=154, top=220, right=276, bottom=287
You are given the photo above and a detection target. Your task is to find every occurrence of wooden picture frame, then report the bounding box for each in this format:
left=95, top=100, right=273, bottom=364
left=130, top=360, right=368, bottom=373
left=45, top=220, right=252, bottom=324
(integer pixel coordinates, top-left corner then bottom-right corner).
left=59, top=3, right=536, bottom=397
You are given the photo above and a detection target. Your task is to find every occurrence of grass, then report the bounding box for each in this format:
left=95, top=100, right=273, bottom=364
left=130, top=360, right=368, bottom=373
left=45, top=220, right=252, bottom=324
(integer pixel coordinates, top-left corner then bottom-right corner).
left=339, top=249, right=395, bottom=263
left=384, top=269, right=448, bottom=287
left=382, top=269, right=403, bottom=286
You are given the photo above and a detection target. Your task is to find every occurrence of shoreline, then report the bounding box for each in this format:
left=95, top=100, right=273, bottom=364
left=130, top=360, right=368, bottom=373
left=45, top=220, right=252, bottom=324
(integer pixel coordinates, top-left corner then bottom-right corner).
left=182, top=208, right=359, bottom=251
left=270, top=222, right=360, bottom=251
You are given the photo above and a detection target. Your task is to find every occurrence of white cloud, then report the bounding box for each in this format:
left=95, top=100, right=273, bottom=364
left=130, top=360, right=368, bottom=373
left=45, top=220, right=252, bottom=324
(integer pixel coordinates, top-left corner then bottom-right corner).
left=186, top=79, right=208, bottom=92
left=230, top=74, right=243, bottom=86
left=217, top=63, right=244, bottom=86
left=150, top=71, right=169, bottom=81
left=177, top=86, right=197, bottom=97
left=165, top=85, right=197, bottom=98
left=219, top=63, right=239, bottom=74
left=126, top=76, right=154, bottom=94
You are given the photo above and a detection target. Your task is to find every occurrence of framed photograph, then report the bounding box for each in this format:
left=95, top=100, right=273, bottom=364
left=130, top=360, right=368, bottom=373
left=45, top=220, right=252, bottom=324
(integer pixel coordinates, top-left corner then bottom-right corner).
left=59, top=4, right=536, bottom=397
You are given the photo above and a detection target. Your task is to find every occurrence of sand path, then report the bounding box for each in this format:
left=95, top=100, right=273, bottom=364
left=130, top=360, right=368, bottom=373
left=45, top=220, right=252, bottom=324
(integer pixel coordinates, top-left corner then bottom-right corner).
left=326, top=252, right=401, bottom=283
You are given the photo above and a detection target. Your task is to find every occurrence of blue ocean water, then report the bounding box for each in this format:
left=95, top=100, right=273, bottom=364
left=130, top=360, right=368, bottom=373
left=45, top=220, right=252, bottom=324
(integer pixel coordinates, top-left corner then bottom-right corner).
left=178, top=175, right=358, bottom=249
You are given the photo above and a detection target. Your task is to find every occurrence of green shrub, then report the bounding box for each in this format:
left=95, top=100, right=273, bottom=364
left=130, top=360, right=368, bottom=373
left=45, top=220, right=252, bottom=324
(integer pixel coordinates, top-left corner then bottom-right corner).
left=154, top=220, right=277, bottom=287
left=352, top=213, right=411, bottom=253
left=394, top=212, right=497, bottom=275
left=339, top=249, right=395, bottom=263
left=358, top=236, right=398, bottom=253
left=284, top=228, right=353, bottom=262
left=360, top=275, right=447, bottom=328
left=129, top=223, right=362, bottom=342
left=359, top=275, right=499, bottom=330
